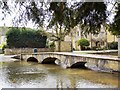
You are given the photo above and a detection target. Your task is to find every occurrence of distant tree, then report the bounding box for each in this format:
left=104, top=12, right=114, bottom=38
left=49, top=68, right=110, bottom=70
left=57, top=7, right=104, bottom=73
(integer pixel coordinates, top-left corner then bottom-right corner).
left=108, top=2, right=120, bottom=57
left=48, top=2, right=78, bottom=51
left=1, top=1, right=110, bottom=52
left=48, top=2, right=66, bottom=51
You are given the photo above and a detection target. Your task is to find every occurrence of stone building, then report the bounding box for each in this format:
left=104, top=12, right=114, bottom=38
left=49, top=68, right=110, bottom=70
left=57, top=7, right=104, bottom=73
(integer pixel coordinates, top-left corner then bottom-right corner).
left=0, top=27, right=9, bottom=47
left=64, top=25, right=118, bottom=50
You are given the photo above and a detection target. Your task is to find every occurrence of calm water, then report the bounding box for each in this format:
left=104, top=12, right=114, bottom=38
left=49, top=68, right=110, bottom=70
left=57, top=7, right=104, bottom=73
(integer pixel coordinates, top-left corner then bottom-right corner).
left=0, top=55, right=119, bottom=88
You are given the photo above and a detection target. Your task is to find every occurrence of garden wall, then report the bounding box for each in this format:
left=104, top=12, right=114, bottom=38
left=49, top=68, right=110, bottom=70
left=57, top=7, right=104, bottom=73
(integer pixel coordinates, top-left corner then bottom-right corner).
left=4, top=48, right=50, bottom=55
left=55, top=41, right=72, bottom=52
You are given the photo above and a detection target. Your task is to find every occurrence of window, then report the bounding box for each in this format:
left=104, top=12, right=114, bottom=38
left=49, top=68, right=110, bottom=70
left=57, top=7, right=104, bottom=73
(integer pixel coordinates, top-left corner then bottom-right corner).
left=101, top=41, right=104, bottom=45
left=77, top=31, right=79, bottom=36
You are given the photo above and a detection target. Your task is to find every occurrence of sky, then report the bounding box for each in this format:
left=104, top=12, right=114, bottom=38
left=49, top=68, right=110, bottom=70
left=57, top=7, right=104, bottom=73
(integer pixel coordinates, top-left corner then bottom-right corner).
left=0, top=1, right=116, bottom=29
left=0, top=0, right=38, bottom=28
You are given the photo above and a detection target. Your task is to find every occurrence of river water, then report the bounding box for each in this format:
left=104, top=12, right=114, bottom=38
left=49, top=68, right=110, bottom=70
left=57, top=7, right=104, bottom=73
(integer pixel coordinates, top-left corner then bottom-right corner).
left=0, top=55, right=119, bottom=88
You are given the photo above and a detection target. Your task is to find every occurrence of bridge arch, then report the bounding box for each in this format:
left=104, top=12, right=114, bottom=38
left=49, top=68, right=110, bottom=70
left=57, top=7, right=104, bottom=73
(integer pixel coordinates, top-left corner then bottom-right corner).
left=42, top=57, right=61, bottom=65
left=27, top=57, right=38, bottom=62
left=70, top=62, right=87, bottom=69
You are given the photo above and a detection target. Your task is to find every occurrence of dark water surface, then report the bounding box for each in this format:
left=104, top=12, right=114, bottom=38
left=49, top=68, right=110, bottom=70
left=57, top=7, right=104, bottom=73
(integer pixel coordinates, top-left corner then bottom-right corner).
left=0, top=55, right=119, bottom=88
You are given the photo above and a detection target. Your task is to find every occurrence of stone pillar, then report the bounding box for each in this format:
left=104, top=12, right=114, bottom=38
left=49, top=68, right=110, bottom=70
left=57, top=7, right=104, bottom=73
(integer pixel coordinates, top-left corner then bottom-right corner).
left=118, top=35, right=120, bottom=58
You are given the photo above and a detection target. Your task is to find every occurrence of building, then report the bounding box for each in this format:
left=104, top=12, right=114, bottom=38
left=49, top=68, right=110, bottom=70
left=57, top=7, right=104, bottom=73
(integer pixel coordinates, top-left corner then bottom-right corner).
left=0, top=27, right=9, bottom=47
left=64, top=25, right=118, bottom=50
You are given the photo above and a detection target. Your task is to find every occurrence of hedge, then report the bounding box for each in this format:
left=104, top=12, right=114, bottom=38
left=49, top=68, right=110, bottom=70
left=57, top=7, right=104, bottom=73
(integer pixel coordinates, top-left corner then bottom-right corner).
left=6, top=27, right=47, bottom=48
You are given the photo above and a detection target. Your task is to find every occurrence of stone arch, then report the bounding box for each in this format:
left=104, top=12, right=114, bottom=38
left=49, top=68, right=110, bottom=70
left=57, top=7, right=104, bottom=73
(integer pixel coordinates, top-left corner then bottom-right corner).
left=42, top=57, right=60, bottom=65
left=70, top=62, right=87, bottom=69
left=27, top=57, right=38, bottom=62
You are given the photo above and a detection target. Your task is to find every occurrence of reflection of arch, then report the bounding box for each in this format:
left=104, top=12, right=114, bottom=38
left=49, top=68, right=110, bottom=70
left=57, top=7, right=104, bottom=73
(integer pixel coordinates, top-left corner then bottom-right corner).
left=70, top=62, right=87, bottom=68
left=27, top=57, right=38, bottom=62
left=42, top=57, right=57, bottom=64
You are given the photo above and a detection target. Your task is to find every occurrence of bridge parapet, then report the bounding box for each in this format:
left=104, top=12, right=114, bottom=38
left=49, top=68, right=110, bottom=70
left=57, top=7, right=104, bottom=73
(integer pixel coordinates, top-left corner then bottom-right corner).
left=21, top=52, right=120, bottom=71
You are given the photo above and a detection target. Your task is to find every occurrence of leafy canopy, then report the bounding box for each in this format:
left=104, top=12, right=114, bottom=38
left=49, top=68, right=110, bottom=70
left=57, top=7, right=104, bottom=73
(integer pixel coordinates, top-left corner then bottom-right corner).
left=109, top=3, right=120, bottom=35
left=75, top=2, right=107, bottom=35
left=1, top=1, right=107, bottom=34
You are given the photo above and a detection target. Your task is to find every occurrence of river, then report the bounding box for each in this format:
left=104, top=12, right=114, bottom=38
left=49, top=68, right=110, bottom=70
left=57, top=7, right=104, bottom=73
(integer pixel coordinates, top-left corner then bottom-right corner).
left=0, top=55, right=119, bottom=88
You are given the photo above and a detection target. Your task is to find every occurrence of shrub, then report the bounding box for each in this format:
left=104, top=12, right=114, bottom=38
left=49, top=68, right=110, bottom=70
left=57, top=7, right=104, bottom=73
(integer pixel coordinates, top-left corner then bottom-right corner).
left=91, top=46, right=98, bottom=50
left=108, top=42, right=118, bottom=49
left=6, top=27, right=47, bottom=48
left=0, top=43, right=7, bottom=53
left=78, top=38, right=90, bottom=50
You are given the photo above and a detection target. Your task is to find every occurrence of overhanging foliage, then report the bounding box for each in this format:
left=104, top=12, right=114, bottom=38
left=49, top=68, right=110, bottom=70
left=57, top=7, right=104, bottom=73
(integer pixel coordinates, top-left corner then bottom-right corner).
left=109, top=3, right=120, bottom=35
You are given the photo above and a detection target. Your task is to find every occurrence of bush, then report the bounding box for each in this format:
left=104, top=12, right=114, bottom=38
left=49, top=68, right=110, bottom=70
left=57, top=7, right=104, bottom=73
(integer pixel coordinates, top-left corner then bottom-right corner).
left=6, top=27, right=47, bottom=48
left=2, top=44, right=7, bottom=50
left=78, top=38, right=90, bottom=50
left=108, top=42, right=118, bottom=49
left=0, top=43, right=7, bottom=53
left=91, top=46, right=98, bottom=50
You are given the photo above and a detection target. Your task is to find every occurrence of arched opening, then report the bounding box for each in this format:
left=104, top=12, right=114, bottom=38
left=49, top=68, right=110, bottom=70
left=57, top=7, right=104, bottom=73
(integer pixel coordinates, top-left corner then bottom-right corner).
left=42, top=57, right=57, bottom=64
left=27, top=57, right=38, bottom=62
left=70, top=62, right=87, bottom=69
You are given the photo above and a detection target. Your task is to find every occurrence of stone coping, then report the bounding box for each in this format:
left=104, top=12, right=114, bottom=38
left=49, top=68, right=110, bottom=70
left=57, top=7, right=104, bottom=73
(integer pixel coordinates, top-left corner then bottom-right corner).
left=21, top=52, right=120, bottom=61
left=73, top=50, right=118, bottom=53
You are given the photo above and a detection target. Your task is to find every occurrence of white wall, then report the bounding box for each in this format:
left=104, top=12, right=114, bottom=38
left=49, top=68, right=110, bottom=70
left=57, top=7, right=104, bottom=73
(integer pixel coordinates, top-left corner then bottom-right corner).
left=0, top=36, right=6, bottom=45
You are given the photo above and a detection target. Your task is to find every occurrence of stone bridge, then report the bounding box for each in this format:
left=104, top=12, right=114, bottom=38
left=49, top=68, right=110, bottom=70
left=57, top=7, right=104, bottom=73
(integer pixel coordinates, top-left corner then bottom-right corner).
left=21, top=52, right=120, bottom=71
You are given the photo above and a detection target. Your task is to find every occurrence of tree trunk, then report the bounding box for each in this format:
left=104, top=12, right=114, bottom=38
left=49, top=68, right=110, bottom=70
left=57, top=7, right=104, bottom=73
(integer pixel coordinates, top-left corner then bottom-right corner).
left=58, top=25, right=62, bottom=52
left=118, top=35, right=120, bottom=58
left=58, top=40, right=61, bottom=52
left=71, top=32, right=73, bottom=52
left=91, top=33, right=92, bottom=48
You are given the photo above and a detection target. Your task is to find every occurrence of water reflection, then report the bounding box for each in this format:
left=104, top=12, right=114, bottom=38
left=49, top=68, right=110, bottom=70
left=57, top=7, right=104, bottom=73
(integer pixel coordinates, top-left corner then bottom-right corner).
left=0, top=61, right=119, bottom=88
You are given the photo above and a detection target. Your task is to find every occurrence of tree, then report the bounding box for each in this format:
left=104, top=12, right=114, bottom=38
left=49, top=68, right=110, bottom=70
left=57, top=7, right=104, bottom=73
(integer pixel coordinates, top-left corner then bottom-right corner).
left=78, top=38, right=90, bottom=50
left=48, top=2, right=78, bottom=51
left=48, top=2, right=67, bottom=51
left=0, top=1, right=44, bottom=27
left=0, top=1, right=113, bottom=52
left=109, top=3, right=120, bottom=35
left=71, top=2, right=107, bottom=50
left=48, top=2, right=107, bottom=51
left=109, top=2, right=120, bottom=57
left=74, top=2, right=107, bottom=35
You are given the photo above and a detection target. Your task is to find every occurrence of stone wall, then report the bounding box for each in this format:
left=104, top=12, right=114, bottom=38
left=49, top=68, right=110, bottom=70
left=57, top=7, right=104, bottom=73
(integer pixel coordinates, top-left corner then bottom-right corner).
left=55, top=41, right=71, bottom=52
left=4, top=48, right=50, bottom=55
left=118, top=36, right=120, bottom=58
left=0, top=49, right=3, bottom=53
